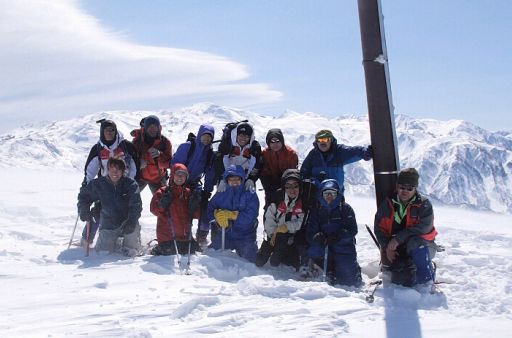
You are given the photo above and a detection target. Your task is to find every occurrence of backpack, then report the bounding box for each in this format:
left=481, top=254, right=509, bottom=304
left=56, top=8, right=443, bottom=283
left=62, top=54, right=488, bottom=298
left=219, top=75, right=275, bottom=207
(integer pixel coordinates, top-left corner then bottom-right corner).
left=216, top=120, right=248, bottom=155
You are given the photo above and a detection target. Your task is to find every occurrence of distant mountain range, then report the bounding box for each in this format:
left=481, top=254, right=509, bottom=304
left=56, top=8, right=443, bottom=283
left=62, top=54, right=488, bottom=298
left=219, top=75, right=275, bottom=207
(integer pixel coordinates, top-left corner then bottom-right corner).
left=1, top=103, right=510, bottom=213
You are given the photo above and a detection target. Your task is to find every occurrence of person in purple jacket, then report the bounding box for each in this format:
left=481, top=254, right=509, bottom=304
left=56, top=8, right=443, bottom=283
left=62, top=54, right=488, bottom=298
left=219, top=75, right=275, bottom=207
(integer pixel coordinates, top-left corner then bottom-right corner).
left=171, top=124, right=216, bottom=245
left=207, top=165, right=260, bottom=263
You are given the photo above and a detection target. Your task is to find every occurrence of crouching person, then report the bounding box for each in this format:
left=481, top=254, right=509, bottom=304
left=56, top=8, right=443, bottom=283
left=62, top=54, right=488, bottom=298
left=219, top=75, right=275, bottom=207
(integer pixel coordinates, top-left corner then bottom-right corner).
left=256, top=169, right=303, bottom=269
left=77, top=158, right=142, bottom=256
left=306, top=179, right=362, bottom=286
left=208, top=165, right=259, bottom=263
left=150, top=164, right=201, bottom=255
left=374, top=168, right=438, bottom=287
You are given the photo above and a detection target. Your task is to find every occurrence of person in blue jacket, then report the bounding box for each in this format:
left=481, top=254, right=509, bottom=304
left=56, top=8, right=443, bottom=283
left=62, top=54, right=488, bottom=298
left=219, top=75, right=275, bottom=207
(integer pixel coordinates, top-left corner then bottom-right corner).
left=207, top=165, right=260, bottom=263
left=306, top=179, right=362, bottom=286
left=171, top=124, right=216, bottom=245
left=300, top=129, right=372, bottom=193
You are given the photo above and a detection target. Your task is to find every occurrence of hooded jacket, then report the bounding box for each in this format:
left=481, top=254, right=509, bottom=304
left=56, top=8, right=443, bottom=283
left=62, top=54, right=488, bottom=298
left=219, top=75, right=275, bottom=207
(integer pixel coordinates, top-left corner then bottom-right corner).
left=150, top=163, right=199, bottom=242
left=131, top=126, right=172, bottom=184
left=171, top=124, right=216, bottom=192
left=207, top=165, right=260, bottom=241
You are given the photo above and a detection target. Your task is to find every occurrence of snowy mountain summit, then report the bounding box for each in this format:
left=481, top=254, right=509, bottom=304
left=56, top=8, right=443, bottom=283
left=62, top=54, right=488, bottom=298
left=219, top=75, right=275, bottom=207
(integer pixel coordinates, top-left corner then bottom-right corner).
left=0, top=103, right=510, bottom=213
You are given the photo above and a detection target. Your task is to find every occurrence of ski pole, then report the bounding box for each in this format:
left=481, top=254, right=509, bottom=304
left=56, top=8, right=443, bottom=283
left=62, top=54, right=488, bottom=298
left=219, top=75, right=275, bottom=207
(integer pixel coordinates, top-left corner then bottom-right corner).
left=67, top=214, right=79, bottom=249
left=365, top=224, right=380, bottom=250
left=85, top=220, right=91, bottom=257
left=168, top=215, right=182, bottom=272
left=221, top=227, right=226, bottom=251
left=185, top=222, right=193, bottom=275
left=365, top=279, right=383, bottom=303
left=322, top=244, right=329, bottom=282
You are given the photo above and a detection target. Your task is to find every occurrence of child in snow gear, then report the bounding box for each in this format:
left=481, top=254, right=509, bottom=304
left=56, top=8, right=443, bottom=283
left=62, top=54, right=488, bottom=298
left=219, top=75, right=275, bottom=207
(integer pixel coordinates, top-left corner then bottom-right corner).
left=214, top=121, right=262, bottom=192
left=150, top=164, right=201, bottom=255
left=306, top=179, right=362, bottom=286
left=79, top=119, right=138, bottom=246
left=171, top=124, right=216, bottom=245
left=260, top=128, right=299, bottom=207
left=300, top=129, right=372, bottom=191
left=374, top=168, right=438, bottom=287
left=77, top=158, right=142, bottom=256
left=208, top=165, right=260, bottom=263
left=256, top=169, right=304, bottom=269
left=131, top=115, right=173, bottom=194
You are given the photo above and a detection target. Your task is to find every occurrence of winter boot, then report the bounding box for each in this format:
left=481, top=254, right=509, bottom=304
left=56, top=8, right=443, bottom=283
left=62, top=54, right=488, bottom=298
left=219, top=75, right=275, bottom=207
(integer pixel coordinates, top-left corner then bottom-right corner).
left=196, top=230, right=209, bottom=246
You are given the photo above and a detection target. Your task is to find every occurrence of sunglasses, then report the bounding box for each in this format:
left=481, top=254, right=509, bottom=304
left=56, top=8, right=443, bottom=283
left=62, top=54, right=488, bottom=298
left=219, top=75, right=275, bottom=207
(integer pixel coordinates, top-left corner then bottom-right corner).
left=322, top=190, right=337, bottom=198
left=285, top=184, right=299, bottom=189
left=316, top=137, right=330, bottom=143
left=270, top=139, right=281, bottom=144
left=104, top=127, right=116, bottom=133
left=397, top=184, right=415, bottom=192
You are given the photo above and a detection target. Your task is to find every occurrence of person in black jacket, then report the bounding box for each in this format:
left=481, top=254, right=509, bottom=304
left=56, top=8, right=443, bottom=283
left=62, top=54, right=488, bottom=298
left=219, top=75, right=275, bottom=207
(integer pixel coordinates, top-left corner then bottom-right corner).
left=78, top=158, right=142, bottom=256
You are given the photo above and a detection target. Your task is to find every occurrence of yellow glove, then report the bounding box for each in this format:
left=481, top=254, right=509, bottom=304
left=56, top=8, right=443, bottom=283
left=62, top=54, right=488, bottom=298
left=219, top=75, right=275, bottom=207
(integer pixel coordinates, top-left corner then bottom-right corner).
left=214, top=209, right=230, bottom=228
left=275, top=225, right=288, bottom=233
left=225, top=210, right=239, bottom=221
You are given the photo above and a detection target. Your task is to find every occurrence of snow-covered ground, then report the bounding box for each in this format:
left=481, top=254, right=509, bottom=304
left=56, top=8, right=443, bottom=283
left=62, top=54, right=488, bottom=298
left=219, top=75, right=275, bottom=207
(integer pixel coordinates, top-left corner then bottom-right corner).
left=1, top=168, right=511, bottom=337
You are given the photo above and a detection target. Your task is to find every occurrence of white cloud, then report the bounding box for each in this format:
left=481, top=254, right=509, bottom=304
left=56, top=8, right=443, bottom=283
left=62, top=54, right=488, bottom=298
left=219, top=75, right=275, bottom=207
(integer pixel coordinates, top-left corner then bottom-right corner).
left=0, top=0, right=282, bottom=131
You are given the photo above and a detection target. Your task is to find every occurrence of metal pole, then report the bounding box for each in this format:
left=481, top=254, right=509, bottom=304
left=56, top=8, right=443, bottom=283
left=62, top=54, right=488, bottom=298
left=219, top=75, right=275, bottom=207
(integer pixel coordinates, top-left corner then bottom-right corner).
left=67, top=214, right=79, bottom=249
left=357, top=0, right=400, bottom=207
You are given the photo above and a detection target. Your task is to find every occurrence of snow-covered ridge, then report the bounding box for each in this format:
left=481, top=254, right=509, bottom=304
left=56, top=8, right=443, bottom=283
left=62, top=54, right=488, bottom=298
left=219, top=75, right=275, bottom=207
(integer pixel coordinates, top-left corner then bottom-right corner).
left=0, top=103, right=511, bottom=213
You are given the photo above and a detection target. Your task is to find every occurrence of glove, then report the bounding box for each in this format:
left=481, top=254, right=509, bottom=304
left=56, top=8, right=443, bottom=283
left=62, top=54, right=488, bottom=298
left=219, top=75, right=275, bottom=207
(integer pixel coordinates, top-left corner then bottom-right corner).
left=200, top=190, right=211, bottom=210
left=217, top=180, right=227, bottom=193
left=312, top=232, right=326, bottom=245
left=275, top=225, right=288, bottom=234
left=148, top=147, right=160, bottom=158
left=140, top=159, right=147, bottom=169
left=363, top=145, right=373, bottom=161
left=326, top=233, right=339, bottom=245
left=214, top=210, right=239, bottom=229
left=79, top=210, right=91, bottom=222
left=245, top=179, right=255, bottom=191
left=121, top=219, right=137, bottom=235
left=188, top=190, right=201, bottom=214
left=158, top=190, right=172, bottom=210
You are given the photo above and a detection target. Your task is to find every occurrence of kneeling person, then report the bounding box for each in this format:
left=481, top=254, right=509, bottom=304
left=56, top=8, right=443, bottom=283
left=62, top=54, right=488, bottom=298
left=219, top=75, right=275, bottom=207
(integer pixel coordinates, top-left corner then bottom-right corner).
left=77, top=158, right=142, bottom=256
left=208, top=165, right=259, bottom=263
left=150, top=164, right=201, bottom=255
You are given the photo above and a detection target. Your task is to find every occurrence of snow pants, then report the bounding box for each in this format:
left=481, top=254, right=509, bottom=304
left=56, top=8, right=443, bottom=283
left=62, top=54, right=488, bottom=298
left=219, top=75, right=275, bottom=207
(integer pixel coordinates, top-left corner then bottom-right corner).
left=210, top=234, right=258, bottom=263
left=95, top=223, right=141, bottom=254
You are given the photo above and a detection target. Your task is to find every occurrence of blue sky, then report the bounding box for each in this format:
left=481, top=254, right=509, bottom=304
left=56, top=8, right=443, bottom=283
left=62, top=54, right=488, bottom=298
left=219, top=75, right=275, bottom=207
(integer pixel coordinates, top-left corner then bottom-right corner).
left=0, top=0, right=510, bottom=132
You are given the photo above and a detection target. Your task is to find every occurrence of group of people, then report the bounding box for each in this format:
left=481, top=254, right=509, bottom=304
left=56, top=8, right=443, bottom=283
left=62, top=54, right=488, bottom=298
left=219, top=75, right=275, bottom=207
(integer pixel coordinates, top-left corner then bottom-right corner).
left=76, top=115, right=439, bottom=288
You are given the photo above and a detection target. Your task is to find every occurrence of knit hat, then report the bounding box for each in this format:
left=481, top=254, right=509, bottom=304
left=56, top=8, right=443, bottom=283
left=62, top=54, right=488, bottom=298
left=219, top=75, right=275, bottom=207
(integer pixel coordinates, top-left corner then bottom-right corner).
left=315, top=129, right=333, bottom=140
left=397, top=168, right=419, bottom=187
left=237, top=123, right=253, bottom=137
left=143, top=115, right=160, bottom=130
left=266, top=128, right=285, bottom=146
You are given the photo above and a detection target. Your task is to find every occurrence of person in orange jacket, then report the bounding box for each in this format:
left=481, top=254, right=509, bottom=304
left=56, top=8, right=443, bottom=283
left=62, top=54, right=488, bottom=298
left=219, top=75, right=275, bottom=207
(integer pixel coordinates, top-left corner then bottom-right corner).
left=131, top=115, right=172, bottom=194
left=149, top=163, right=201, bottom=255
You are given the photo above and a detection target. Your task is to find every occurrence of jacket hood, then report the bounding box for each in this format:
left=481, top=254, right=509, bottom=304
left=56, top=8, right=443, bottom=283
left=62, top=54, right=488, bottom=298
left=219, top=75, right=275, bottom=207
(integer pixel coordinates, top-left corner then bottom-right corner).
left=320, top=179, right=341, bottom=193
left=169, top=163, right=189, bottom=186
left=223, top=164, right=246, bottom=184
left=265, top=128, right=285, bottom=147
left=281, top=169, right=301, bottom=189
left=198, top=124, right=215, bottom=139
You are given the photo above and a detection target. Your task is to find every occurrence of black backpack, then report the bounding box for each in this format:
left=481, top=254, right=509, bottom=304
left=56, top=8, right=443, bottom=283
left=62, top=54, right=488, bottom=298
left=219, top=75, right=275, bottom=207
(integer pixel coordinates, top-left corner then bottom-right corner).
left=216, top=120, right=248, bottom=155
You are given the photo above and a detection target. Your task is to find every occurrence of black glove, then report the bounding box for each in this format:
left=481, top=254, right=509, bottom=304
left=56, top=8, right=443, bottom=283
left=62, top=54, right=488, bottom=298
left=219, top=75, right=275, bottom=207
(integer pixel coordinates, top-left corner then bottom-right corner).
left=158, top=190, right=172, bottom=210
left=121, top=219, right=137, bottom=235
left=79, top=210, right=91, bottom=222
left=312, top=232, right=326, bottom=245
left=364, top=145, right=373, bottom=160
left=200, top=190, right=211, bottom=210
left=326, top=233, right=339, bottom=245
left=188, top=190, right=202, bottom=214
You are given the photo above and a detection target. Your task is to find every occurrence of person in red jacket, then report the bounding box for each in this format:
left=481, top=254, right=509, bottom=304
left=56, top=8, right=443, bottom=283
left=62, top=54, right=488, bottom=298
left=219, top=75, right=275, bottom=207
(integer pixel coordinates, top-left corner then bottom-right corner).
left=374, top=168, right=438, bottom=287
left=260, top=128, right=299, bottom=207
left=150, top=163, right=201, bottom=255
left=131, top=115, right=173, bottom=194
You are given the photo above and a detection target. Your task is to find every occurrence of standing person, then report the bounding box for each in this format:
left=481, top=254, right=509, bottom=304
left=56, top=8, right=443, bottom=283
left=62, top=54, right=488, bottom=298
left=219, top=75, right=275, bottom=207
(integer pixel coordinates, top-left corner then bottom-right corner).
left=216, top=122, right=262, bottom=193
left=77, top=158, right=142, bottom=256
left=171, top=124, right=216, bottom=245
left=300, top=129, right=372, bottom=191
left=131, top=115, right=172, bottom=194
left=374, top=168, right=438, bottom=287
left=256, top=169, right=304, bottom=269
left=79, top=119, right=138, bottom=246
left=207, top=165, right=260, bottom=263
left=306, top=179, right=362, bottom=286
left=149, top=164, right=201, bottom=255
left=260, top=128, right=299, bottom=207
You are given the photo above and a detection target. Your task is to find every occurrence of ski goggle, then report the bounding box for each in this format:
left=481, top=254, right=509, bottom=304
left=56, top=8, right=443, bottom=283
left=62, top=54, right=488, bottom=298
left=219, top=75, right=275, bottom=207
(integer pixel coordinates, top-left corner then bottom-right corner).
left=397, top=184, right=415, bottom=192
left=284, top=183, right=299, bottom=190
left=316, top=137, right=330, bottom=143
left=174, top=170, right=189, bottom=178
left=269, top=138, right=281, bottom=144
left=322, top=190, right=338, bottom=198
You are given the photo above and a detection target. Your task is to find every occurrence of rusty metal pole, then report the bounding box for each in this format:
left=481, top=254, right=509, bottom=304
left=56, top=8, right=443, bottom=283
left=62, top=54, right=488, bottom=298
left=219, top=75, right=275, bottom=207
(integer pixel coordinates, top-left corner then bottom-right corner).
left=357, top=0, right=400, bottom=207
